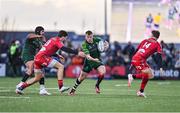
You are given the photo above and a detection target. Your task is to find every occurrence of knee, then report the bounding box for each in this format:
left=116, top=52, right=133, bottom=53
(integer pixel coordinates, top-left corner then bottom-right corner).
left=34, top=76, right=42, bottom=82
left=80, top=72, right=87, bottom=80
left=26, top=69, right=33, bottom=75
left=148, top=73, right=154, bottom=79
left=57, top=63, right=64, bottom=69
left=99, top=70, right=106, bottom=75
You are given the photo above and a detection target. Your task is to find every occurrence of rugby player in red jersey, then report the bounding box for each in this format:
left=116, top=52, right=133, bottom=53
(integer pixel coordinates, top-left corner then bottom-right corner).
left=16, top=30, right=84, bottom=95
left=128, top=30, right=163, bottom=98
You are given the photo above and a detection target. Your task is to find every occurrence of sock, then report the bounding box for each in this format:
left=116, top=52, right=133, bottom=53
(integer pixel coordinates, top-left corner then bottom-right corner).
left=72, top=78, right=81, bottom=90
left=140, top=74, right=149, bottom=93
left=21, top=73, right=30, bottom=82
left=58, top=80, right=63, bottom=89
left=133, top=73, right=147, bottom=79
left=19, top=82, right=29, bottom=90
left=96, top=74, right=104, bottom=87
left=40, top=85, right=45, bottom=90
left=39, top=77, right=45, bottom=85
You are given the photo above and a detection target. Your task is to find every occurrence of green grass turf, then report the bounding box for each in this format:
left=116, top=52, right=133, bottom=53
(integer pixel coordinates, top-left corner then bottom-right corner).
left=0, top=77, right=180, bottom=112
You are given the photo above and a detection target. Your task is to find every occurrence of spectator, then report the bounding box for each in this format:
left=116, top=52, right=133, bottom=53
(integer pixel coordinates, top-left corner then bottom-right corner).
left=8, top=40, right=22, bottom=76
left=123, top=41, right=135, bottom=60
left=145, top=13, right=153, bottom=37
left=0, top=38, right=8, bottom=63
left=153, top=13, right=161, bottom=30
left=165, top=5, right=176, bottom=30
left=114, top=50, right=125, bottom=66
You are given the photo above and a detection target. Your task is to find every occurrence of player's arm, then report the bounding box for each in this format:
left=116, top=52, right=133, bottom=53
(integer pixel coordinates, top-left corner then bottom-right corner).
left=156, top=52, right=164, bottom=75
left=27, top=33, right=42, bottom=39
left=157, top=43, right=163, bottom=69
left=156, top=43, right=164, bottom=75
left=60, top=46, right=84, bottom=57
left=41, top=35, right=46, bottom=43
left=52, top=53, right=65, bottom=63
left=104, top=41, right=109, bottom=51
left=156, top=53, right=163, bottom=69
left=82, top=42, right=100, bottom=63
left=61, top=46, right=78, bottom=54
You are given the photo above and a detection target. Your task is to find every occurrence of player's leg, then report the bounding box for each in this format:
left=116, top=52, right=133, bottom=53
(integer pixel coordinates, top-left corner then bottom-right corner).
left=96, top=65, right=106, bottom=93
left=128, top=61, right=148, bottom=86
left=39, top=71, right=51, bottom=95
left=69, top=61, right=91, bottom=95
left=69, top=71, right=88, bottom=95
left=16, top=60, right=34, bottom=88
left=15, top=70, right=44, bottom=95
left=137, top=67, right=154, bottom=98
left=52, top=60, right=69, bottom=93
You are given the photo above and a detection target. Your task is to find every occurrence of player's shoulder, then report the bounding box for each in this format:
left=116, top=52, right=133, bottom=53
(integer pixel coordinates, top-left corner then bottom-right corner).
left=26, top=33, right=37, bottom=39
left=94, top=36, right=101, bottom=40
left=93, top=36, right=101, bottom=42
left=49, top=37, right=58, bottom=42
left=82, top=41, right=87, bottom=46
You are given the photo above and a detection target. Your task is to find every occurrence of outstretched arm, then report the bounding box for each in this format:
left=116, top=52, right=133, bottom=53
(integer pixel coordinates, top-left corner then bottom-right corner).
left=156, top=53, right=163, bottom=69
left=27, top=33, right=42, bottom=39
left=61, top=46, right=78, bottom=54
left=60, top=46, right=85, bottom=57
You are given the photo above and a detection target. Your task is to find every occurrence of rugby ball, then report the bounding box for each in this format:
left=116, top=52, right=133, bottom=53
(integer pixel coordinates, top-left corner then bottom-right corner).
left=98, top=41, right=105, bottom=52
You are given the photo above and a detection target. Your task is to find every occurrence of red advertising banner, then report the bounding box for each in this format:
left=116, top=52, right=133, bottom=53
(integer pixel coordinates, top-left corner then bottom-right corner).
left=111, top=66, right=126, bottom=76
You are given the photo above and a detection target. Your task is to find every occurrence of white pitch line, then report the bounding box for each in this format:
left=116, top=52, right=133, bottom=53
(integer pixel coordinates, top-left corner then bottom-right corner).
left=157, top=82, right=171, bottom=85
left=0, top=96, right=30, bottom=99
left=0, top=90, right=11, bottom=92
left=115, top=84, right=128, bottom=87
left=45, top=88, right=58, bottom=90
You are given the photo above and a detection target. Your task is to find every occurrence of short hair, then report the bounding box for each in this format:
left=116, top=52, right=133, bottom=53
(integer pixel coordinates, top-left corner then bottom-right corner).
left=85, top=30, right=93, bottom=35
left=58, top=30, right=68, bottom=37
left=152, top=30, right=160, bottom=39
left=35, top=26, right=44, bottom=35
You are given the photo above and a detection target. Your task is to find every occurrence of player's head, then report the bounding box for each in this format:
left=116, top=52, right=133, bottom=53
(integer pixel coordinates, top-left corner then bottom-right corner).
left=152, top=30, right=160, bottom=40
left=58, top=30, right=68, bottom=40
left=85, top=30, right=93, bottom=43
left=35, top=26, right=44, bottom=35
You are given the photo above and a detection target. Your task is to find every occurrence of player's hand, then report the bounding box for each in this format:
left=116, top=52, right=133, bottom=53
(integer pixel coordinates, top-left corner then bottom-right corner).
left=104, top=41, right=109, bottom=51
left=78, top=51, right=85, bottom=57
left=93, top=58, right=100, bottom=63
left=58, top=54, right=65, bottom=63
left=159, top=68, right=164, bottom=77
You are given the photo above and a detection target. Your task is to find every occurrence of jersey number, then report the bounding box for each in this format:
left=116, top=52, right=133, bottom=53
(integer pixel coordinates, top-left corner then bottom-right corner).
left=142, top=42, right=151, bottom=49
left=138, top=42, right=151, bottom=53
left=40, top=40, right=52, bottom=52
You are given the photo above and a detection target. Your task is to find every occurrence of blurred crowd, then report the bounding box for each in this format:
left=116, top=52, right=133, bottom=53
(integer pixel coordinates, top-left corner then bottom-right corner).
left=145, top=0, right=180, bottom=37
left=1, top=37, right=180, bottom=77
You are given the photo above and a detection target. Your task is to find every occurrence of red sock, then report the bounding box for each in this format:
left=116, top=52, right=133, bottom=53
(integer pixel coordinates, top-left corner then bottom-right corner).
left=58, top=80, right=63, bottom=89
left=21, top=82, right=29, bottom=90
left=140, top=74, right=149, bottom=92
left=96, top=74, right=104, bottom=87
left=133, top=73, right=147, bottom=79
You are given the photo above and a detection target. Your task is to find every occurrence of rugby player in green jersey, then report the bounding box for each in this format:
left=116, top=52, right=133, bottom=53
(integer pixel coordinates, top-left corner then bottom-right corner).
left=16, top=26, right=50, bottom=95
left=69, top=30, right=109, bottom=95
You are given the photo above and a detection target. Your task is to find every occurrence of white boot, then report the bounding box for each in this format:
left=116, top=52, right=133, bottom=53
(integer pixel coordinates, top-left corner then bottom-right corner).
left=137, top=91, right=147, bottom=98
left=39, top=85, right=51, bottom=95
left=59, top=86, right=70, bottom=93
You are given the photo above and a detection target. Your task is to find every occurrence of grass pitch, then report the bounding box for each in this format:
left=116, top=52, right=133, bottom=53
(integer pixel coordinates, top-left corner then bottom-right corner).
left=0, top=77, right=180, bottom=112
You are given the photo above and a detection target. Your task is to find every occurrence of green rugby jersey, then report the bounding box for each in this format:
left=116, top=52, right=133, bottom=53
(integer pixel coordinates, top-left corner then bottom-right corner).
left=82, top=37, right=101, bottom=60
left=22, top=37, right=44, bottom=60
